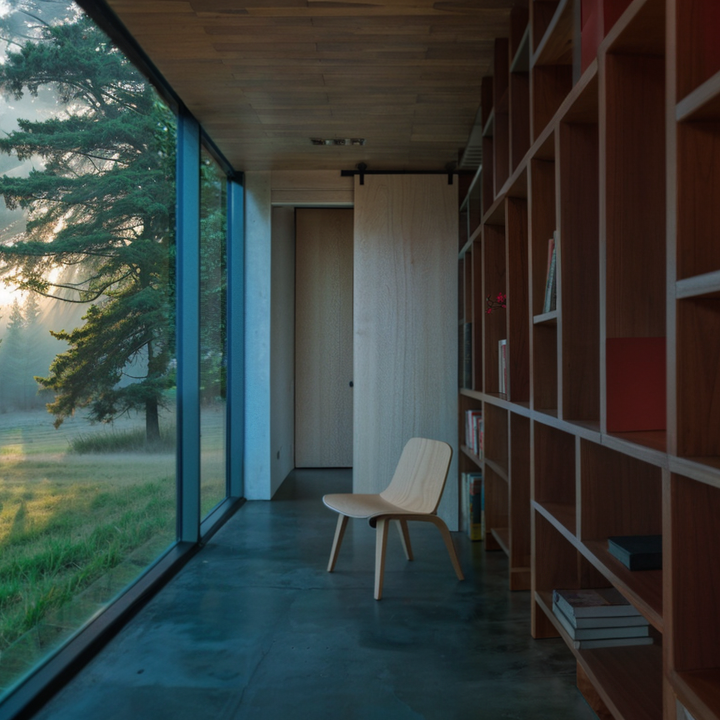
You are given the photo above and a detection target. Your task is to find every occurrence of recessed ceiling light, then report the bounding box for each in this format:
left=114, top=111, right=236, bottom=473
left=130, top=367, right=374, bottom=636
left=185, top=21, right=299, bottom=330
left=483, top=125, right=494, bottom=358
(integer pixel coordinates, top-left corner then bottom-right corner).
left=310, top=138, right=366, bottom=146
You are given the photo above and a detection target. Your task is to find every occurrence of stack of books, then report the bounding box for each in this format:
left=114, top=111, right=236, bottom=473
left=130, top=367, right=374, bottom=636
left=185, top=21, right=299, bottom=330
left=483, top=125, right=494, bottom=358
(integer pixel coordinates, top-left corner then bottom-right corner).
left=552, top=588, right=653, bottom=649
left=464, top=409, right=483, bottom=458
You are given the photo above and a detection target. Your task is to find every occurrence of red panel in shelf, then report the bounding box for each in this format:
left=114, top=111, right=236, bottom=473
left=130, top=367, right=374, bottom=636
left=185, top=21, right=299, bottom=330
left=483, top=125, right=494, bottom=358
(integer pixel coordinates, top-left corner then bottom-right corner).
left=606, top=337, right=666, bottom=433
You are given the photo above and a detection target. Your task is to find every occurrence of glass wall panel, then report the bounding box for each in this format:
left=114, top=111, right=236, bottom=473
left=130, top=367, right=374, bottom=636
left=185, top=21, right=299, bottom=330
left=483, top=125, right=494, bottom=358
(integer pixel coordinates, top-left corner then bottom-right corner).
left=0, top=1, right=177, bottom=696
left=199, top=149, right=227, bottom=518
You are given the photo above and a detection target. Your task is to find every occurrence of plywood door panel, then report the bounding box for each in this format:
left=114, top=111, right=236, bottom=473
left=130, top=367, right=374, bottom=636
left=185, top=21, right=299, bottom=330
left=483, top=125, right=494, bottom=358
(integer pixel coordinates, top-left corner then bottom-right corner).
left=295, top=208, right=353, bottom=467
left=353, top=175, right=459, bottom=528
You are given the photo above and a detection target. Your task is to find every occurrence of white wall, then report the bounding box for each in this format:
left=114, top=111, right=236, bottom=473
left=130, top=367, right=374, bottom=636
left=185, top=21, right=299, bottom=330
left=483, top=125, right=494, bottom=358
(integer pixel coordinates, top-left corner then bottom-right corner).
left=270, top=207, right=296, bottom=495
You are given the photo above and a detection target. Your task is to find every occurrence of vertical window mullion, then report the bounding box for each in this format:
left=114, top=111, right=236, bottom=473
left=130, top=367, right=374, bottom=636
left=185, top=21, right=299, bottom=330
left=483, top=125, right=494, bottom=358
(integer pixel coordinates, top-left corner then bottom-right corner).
left=177, top=111, right=201, bottom=543
left=227, top=176, right=245, bottom=499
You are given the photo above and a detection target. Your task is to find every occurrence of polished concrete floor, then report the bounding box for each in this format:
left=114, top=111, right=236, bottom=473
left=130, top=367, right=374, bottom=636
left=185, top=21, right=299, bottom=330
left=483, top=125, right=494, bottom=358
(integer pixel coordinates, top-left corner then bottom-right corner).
left=33, top=470, right=597, bottom=720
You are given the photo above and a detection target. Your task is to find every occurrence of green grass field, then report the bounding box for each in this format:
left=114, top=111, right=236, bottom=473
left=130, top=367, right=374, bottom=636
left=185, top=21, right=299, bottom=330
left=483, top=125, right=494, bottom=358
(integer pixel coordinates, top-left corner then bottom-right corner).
left=0, top=405, right=226, bottom=690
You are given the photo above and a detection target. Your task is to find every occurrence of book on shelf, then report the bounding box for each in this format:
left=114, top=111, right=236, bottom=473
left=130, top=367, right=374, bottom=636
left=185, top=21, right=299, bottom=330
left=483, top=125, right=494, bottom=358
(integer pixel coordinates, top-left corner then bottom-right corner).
left=498, top=338, right=507, bottom=394
left=553, top=606, right=650, bottom=630
left=552, top=587, right=642, bottom=619
left=463, top=472, right=484, bottom=541
left=552, top=602, right=649, bottom=641
left=542, top=232, right=558, bottom=314
left=464, top=409, right=483, bottom=458
left=567, top=635, right=653, bottom=650
left=607, top=534, right=662, bottom=571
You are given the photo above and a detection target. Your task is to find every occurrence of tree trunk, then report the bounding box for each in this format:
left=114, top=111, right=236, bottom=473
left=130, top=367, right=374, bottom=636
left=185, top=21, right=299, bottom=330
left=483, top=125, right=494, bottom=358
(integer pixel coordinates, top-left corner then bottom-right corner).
left=146, top=396, right=160, bottom=443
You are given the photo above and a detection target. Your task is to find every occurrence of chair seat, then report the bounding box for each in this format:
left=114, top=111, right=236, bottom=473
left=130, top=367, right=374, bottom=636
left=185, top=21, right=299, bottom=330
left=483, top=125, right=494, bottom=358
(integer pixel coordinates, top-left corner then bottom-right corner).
left=323, top=493, right=417, bottom=520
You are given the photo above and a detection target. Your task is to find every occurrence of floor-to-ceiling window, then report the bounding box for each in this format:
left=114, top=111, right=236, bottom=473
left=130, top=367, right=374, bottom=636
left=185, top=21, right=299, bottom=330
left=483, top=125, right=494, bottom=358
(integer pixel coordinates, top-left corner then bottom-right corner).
left=199, top=149, right=227, bottom=518
left=0, top=0, right=241, bottom=705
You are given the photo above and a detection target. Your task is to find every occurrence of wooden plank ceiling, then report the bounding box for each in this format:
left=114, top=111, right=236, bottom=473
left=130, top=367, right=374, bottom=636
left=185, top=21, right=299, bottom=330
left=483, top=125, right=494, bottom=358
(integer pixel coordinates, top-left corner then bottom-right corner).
left=106, top=0, right=513, bottom=172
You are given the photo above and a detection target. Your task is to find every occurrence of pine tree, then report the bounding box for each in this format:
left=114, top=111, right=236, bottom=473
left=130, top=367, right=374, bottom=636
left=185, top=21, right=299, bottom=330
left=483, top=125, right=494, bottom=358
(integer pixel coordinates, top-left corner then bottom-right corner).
left=0, top=12, right=176, bottom=439
left=0, top=299, right=27, bottom=410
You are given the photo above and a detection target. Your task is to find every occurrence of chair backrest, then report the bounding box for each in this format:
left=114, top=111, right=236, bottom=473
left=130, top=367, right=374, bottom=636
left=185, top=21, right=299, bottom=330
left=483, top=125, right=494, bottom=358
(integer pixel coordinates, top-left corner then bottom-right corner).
left=379, top=438, right=453, bottom=515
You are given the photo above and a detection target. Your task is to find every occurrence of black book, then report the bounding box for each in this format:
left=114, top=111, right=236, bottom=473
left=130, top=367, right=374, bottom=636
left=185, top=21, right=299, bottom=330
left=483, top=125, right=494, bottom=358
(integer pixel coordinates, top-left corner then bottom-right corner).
left=607, top=535, right=662, bottom=571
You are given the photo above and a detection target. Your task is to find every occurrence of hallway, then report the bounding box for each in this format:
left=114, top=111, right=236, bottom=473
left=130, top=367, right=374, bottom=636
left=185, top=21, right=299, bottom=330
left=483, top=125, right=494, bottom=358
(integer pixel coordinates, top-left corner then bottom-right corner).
left=34, top=470, right=597, bottom=720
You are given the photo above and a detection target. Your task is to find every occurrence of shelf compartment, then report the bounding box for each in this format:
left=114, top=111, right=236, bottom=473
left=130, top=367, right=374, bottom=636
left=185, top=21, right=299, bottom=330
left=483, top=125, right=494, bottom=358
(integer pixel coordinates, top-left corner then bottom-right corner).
left=677, top=122, right=720, bottom=280
left=510, top=8, right=531, bottom=171
left=602, top=0, right=664, bottom=56
left=494, top=38, right=511, bottom=195
left=676, top=0, right=720, bottom=103
left=485, top=464, right=509, bottom=551
left=671, top=475, right=720, bottom=689
left=603, top=51, right=666, bottom=340
left=484, top=402, right=508, bottom=474
left=558, top=118, right=600, bottom=424
left=509, top=413, right=532, bottom=590
left=677, top=298, right=720, bottom=463
left=532, top=0, right=574, bottom=67
left=481, top=76, right=495, bottom=211
left=582, top=540, right=662, bottom=632
left=505, top=197, right=530, bottom=403
left=534, top=422, right=576, bottom=517
left=510, top=66, right=531, bottom=171
left=579, top=0, right=642, bottom=75
left=470, top=239, right=484, bottom=392
left=579, top=440, right=662, bottom=540
left=483, top=224, right=507, bottom=395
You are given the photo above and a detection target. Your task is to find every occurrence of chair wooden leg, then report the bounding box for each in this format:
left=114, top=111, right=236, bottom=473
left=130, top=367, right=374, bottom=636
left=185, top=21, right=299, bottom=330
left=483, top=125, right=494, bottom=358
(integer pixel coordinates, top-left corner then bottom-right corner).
left=394, top=519, right=413, bottom=561
left=411, top=515, right=464, bottom=581
left=375, top=517, right=390, bottom=600
left=327, top=514, right=348, bottom=573
left=431, top=516, right=465, bottom=581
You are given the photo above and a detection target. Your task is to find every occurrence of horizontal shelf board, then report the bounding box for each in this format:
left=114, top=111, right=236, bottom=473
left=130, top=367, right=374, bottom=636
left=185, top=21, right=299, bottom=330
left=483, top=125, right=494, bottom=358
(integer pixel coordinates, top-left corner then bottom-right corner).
left=491, top=527, right=510, bottom=556
left=485, top=457, right=509, bottom=481
left=670, top=456, right=720, bottom=490
left=536, top=588, right=662, bottom=720
left=533, top=310, right=558, bottom=325
left=533, top=500, right=576, bottom=538
left=676, top=270, right=720, bottom=299
left=601, top=0, right=665, bottom=57
left=672, top=668, right=720, bottom=720
left=677, top=68, right=720, bottom=123
left=531, top=0, right=573, bottom=67
left=602, top=431, right=668, bottom=466
left=582, top=540, right=663, bottom=632
left=460, top=388, right=483, bottom=401
left=460, top=443, right=483, bottom=469
left=510, top=24, right=530, bottom=74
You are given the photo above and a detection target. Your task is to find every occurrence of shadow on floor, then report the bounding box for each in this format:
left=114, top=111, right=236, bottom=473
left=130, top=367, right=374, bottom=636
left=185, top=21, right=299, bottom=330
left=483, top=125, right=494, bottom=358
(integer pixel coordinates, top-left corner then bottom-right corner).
left=33, top=469, right=597, bottom=720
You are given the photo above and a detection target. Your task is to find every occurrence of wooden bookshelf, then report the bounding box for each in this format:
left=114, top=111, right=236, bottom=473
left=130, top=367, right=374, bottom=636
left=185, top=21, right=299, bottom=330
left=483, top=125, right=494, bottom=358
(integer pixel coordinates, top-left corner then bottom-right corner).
left=456, top=0, right=720, bottom=716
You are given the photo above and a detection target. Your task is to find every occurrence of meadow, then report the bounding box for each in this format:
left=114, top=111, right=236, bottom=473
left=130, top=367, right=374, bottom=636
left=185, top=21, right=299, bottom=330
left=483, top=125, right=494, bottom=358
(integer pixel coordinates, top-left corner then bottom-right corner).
left=0, top=405, right=225, bottom=691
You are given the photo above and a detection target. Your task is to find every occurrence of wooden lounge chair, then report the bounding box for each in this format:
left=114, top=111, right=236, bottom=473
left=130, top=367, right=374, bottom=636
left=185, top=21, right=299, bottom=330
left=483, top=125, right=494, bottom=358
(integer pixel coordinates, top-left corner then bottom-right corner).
left=323, top=437, right=464, bottom=599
